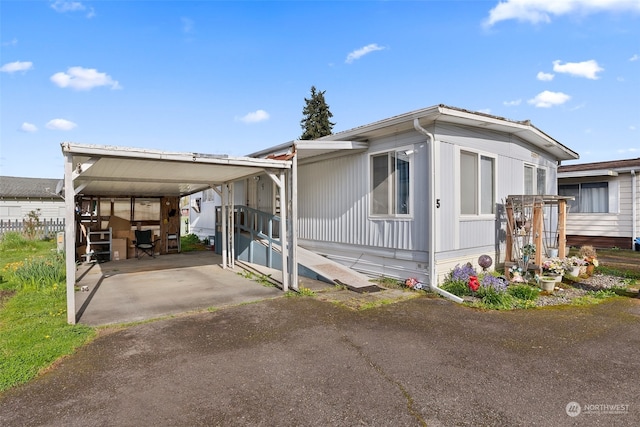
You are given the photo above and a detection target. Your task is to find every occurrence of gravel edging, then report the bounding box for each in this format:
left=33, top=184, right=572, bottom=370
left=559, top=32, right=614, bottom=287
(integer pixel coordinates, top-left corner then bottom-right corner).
left=536, top=274, right=633, bottom=307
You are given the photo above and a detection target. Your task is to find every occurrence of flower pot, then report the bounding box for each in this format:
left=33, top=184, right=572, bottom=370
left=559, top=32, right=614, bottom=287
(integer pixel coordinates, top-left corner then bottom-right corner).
left=570, top=266, right=581, bottom=277
left=548, top=248, right=558, bottom=258
left=540, top=278, right=556, bottom=292
left=554, top=274, right=563, bottom=283
left=586, top=264, right=595, bottom=276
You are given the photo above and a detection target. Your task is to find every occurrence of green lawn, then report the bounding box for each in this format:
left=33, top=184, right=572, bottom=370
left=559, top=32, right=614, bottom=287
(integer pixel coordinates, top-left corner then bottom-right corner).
left=0, top=233, right=96, bottom=393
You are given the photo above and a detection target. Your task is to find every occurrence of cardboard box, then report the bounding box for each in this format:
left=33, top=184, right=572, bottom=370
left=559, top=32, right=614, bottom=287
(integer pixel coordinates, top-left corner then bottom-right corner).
left=108, top=215, right=131, bottom=232
left=113, top=230, right=131, bottom=239
left=112, top=238, right=127, bottom=261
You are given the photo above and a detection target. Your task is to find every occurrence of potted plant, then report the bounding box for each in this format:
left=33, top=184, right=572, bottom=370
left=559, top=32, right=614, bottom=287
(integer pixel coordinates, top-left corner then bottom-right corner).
left=541, top=258, right=564, bottom=282
left=540, top=276, right=556, bottom=292
left=566, top=256, right=586, bottom=277
left=578, top=245, right=598, bottom=276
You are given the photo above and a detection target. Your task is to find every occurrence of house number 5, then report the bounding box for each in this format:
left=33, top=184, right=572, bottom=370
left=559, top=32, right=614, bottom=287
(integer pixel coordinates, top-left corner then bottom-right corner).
left=436, top=199, right=441, bottom=208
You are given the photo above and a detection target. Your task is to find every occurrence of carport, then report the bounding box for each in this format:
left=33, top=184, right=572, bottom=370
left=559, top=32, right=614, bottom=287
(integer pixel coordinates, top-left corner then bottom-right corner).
left=61, top=142, right=295, bottom=324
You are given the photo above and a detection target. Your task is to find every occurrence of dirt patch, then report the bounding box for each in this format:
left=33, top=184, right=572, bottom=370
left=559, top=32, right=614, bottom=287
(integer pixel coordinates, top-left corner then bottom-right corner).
left=0, top=289, right=16, bottom=308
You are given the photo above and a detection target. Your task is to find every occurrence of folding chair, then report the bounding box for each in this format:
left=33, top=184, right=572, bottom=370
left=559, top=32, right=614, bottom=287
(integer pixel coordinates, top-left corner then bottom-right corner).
left=134, top=230, right=160, bottom=259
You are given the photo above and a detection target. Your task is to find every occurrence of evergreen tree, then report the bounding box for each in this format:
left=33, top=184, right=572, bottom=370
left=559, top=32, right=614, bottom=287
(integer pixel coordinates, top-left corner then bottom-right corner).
left=299, top=86, right=335, bottom=140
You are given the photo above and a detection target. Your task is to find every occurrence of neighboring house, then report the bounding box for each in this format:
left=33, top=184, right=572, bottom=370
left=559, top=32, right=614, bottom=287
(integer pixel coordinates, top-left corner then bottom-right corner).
left=188, top=184, right=246, bottom=242
left=249, top=104, right=579, bottom=284
left=558, top=158, right=640, bottom=250
left=0, top=176, right=65, bottom=225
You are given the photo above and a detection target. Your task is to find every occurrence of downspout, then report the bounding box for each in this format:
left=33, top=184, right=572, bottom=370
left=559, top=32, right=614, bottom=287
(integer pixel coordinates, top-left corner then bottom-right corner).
left=413, top=119, right=463, bottom=303
left=632, top=170, right=637, bottom=251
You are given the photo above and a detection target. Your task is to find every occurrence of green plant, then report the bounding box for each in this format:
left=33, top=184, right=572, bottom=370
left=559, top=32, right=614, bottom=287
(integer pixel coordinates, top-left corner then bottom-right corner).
left=475, top=286, right=515, bottom=310
left=2, top=252, right=66, bottom=292
left=0, top=240, right=95, bottom=392
left=237, top=270, right=275, bottom=287
left=508, top=284, right=540, bottom=301
left=0, top=231, right=36, bottom=252
left=180, top=233, right=205, bottom=252
left=440, top=280, right=472, bottom=297
left=373, top=276, right=403, bottom=289
left=571, top=289, right=618, bottom=306
left=297, top=286, right=316, bottom=296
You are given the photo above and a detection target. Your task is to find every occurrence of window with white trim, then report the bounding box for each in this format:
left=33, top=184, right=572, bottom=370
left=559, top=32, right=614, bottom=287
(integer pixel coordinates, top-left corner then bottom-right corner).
left=460, top=150, right=495, bottom=215
left=370, top=150, right=411, bottom=216
left=524, top=164, right=547, bottom=195
left=559, top=182, right=609, bottom=213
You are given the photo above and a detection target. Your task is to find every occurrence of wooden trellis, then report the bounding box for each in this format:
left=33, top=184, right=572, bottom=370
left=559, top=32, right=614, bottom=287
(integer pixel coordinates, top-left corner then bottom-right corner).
left=504, top=195, right=573, bottom=271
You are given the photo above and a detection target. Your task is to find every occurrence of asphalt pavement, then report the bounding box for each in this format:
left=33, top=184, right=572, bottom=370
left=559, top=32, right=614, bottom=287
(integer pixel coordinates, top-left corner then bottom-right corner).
left=1, top=294, right=639, bottom=426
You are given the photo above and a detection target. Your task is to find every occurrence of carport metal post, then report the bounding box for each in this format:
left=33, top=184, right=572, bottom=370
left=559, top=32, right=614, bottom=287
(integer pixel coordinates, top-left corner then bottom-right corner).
left=266, top=170, right=289, bottom=291
left=64, top=152, right=77, bottom=324
left=287, top=150, right=299, bottom=291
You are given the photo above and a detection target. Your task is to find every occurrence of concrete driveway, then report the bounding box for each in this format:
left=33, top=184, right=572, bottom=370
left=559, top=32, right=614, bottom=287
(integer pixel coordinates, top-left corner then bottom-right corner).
left=73, top=252, right=287, bottom=326
left=1, top=295, right=639, bottom=426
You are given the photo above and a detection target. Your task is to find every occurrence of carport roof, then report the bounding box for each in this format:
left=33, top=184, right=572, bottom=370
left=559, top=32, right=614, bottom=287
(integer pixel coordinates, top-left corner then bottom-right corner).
left=61, top=142, right=292, bottom=197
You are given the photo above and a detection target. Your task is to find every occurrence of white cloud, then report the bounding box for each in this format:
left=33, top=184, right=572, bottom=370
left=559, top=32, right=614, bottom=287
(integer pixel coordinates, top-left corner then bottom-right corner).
left=0, top=61, right=33, bottom=73
left=630, top=125, right=637, bottom=131
left=630, top=54, right=639, bottom=62
left=46, top=118, right=77, bottom=131
left=484, top=0, right=640, bottom=27
left=50, top=1, right=94, bottom=18
left=617, top=147, right=639, bottom=154
left=19, top=122, right=38, bottom=133
left=503, top=99, right=522, bottom=106
left=236, top=110, right=270, bottom=124
left=2, top=38, right=18, bottom=47
left=527, top=90, right=571, bottom=108
left=345, top=44, right=385, bottom=64
left=50, top=66, right=121, bottom=90
left=552, top=59, right=603, bottom=79
left=536, top=71, right=554, bottom=81
left=181, top=17, right=194, bottom=33
left=478, top=108, right=492, bottom=114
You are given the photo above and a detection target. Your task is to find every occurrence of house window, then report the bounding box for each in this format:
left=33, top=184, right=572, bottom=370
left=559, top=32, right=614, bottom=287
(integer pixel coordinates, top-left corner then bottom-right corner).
left=460, top=150, right=495, bottom=215
left=370, top=150, right=411, bottom=216
left=559, top=182, right=609, bottom=213
left=524, top=164, right=547, bottom=195
left=203, top=189, right=215, bottom=202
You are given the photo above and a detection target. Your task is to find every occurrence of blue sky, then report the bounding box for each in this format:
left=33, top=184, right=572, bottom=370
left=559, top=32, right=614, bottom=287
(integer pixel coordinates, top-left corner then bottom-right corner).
left=1, top=0, right=639, bottom=179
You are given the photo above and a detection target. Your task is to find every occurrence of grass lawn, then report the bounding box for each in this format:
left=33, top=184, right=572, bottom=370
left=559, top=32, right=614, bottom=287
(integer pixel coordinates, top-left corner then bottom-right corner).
left=0, top=233, right=96, bottom=393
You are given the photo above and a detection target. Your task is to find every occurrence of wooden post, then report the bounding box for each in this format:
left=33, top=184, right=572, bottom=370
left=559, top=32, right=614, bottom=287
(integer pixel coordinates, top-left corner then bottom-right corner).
left=558, top=199, right=567, bottom=258
left=505, top=201, right=514, bottom=263
left=533, top=201, right=543, bottom=266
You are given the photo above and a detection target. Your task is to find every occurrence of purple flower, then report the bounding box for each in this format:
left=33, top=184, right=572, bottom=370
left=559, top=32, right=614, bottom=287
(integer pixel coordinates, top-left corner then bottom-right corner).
left=450, top=263, right=478, bottom=282
left=481, top=274, right=508, bottom=292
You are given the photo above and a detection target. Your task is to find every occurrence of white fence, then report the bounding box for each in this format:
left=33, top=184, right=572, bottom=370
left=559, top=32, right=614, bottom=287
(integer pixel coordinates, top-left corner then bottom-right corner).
left=0, top=219, right=65, bottom=238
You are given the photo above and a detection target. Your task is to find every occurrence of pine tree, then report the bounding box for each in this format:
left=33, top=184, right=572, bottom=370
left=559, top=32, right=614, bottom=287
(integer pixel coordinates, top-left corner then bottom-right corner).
left=299, top=86, right=335, bottom=140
